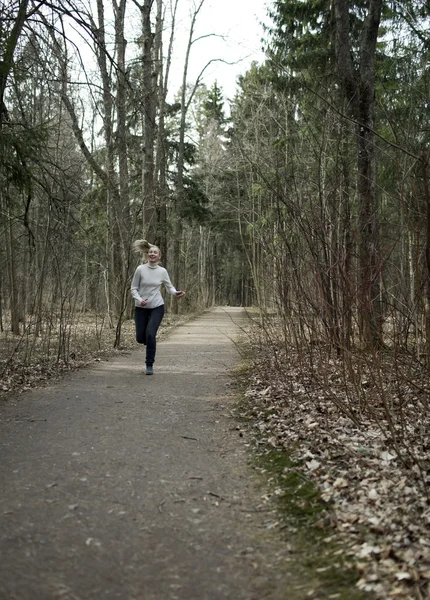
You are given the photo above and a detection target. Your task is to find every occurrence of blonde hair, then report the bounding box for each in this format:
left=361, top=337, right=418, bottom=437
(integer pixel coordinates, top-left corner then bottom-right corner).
left=133, top=239, right=161, bottom=261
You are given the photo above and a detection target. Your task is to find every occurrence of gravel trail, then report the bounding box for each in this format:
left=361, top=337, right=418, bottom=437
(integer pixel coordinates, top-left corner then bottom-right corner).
left=0, top=308, right=299, bottom=600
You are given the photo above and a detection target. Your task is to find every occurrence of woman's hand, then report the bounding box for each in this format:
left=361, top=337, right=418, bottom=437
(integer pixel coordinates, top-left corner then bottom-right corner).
left=140, top=298, right=148, bottom=307
left=176, top=291, right=185, bottom=298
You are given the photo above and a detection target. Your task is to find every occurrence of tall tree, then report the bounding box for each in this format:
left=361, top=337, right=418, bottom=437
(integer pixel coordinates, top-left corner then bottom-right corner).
left=171, top=0, right=207, bottom=313
left=333, top=0, right=383, bottom=346
left=134, top=0, right=158, bottom=241
left=266, top=0, right=385, bottom=346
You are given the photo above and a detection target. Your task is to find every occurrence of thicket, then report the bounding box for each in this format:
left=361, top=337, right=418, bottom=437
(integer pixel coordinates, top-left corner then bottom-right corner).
left=228, top=2, right=430, bottom=596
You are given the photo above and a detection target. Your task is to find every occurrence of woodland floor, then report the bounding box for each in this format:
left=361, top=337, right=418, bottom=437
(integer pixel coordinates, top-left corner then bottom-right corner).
left=0, top=308, right=427, bottom=599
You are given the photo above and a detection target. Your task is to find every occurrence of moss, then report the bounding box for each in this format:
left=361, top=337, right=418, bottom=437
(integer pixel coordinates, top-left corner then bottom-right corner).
left=254, top=448, right=372, bottom=599
left=264, top=451, right=323, bottom=521
left=233, top=362, right=374, bottom=599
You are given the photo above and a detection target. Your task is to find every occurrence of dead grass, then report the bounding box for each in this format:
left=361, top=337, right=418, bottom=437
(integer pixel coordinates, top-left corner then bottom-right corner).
left=0, top=311, right=193, bottom=400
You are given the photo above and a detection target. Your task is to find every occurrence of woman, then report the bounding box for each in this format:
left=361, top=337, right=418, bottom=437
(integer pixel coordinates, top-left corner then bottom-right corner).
left=131, top=240, right=185, bottom=375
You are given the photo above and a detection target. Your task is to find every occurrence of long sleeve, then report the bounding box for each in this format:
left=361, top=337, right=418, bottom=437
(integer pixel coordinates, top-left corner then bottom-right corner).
left=162, top=270, right=178, bottom=296
left=130, top=268, right=143, bottom=302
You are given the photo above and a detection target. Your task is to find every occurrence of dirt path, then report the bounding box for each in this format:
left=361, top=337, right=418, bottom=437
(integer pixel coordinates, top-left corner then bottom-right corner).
left=0, top=307, right=301, bottom=600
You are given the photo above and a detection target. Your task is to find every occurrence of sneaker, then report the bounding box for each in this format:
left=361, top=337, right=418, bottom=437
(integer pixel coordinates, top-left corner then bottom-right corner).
left=146, top=365, right=153, bottom=375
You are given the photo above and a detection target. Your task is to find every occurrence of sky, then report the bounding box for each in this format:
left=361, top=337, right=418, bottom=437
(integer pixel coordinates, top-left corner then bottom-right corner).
left=168, top=0, right=271, bottom=102
left=65, top=0, right=271, bottom=114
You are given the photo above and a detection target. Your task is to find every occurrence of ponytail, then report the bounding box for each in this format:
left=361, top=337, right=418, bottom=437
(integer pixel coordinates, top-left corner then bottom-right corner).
left=133, top=239, right=152, bottom=254
left=133, top=239, right=162, bottom=262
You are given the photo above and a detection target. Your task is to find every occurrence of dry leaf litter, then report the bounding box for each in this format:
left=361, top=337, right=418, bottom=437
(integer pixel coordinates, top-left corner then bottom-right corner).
left=240, top=337, right=430, bottom=600
left=0, top=314, right=190, bottom=399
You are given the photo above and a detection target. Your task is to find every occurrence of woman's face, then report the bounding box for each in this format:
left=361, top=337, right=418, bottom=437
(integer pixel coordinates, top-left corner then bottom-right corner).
left=148, top=247, right=160, bottom=263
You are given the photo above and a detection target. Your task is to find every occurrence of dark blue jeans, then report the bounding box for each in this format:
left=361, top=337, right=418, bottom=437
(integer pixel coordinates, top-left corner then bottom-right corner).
left=134, top=305, right=165, bottom=366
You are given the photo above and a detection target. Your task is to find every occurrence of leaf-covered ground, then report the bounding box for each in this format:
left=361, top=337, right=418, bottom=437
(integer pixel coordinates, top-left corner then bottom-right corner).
left=238, top=336, right=430, bottom=600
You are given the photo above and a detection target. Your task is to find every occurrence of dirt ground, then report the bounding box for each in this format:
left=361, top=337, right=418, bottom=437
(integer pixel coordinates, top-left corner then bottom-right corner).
left=0, top=307, right=314, bottom=600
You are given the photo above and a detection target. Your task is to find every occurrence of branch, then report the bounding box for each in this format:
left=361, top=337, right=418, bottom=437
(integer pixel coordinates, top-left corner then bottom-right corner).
left=278, top=65, right=422, bottom=163
left=1, top=0, right=31, bottom=117
left=391, top=0, right=430, bottom=47
left=191, top=32, right=227, bottom=45
left=41, top=14, right=111, bottom=186
left=185, top=58, right=243, bottom=110
left=40, top=0, right=118, bottom=70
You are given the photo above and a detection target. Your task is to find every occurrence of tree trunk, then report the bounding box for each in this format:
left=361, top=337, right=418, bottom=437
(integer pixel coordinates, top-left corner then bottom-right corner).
left=334, top=0, right=383, bottom=347
left=423, top=156, right=430, bottom=368
left=3, top=191, right=20, bottom=334
left=154, top=0, right=175, bottom=260
left=113, top=0, right=132, bottom=345
left=340, top=134, right=353, bottom=349
left=357, top=94, right=381, bottom=345
left=94, top=0, right=116, bottom=328
left=172, top=0, right=206, bottom=311
left=141, top=0, right=157, bottom=241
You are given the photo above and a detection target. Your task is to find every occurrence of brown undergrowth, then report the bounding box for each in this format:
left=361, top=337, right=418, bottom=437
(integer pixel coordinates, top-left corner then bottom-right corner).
left=237, top=322, right=430, bottom=600
left=0, top=312, right=192, bottom=401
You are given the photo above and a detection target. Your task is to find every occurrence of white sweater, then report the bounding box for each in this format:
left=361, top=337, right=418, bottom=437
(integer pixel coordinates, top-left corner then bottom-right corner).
left=131, top=263, right=178, bottom=309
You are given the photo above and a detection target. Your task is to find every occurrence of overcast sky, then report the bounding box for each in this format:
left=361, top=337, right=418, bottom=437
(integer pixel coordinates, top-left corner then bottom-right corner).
left=168, top=0, right=271, bottom=101
left=68, top=0, right=271, bottom=109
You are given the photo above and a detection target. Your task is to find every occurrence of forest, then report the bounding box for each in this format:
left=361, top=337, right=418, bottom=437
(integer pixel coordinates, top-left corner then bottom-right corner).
left=1, top=0, right=430, bottom=598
